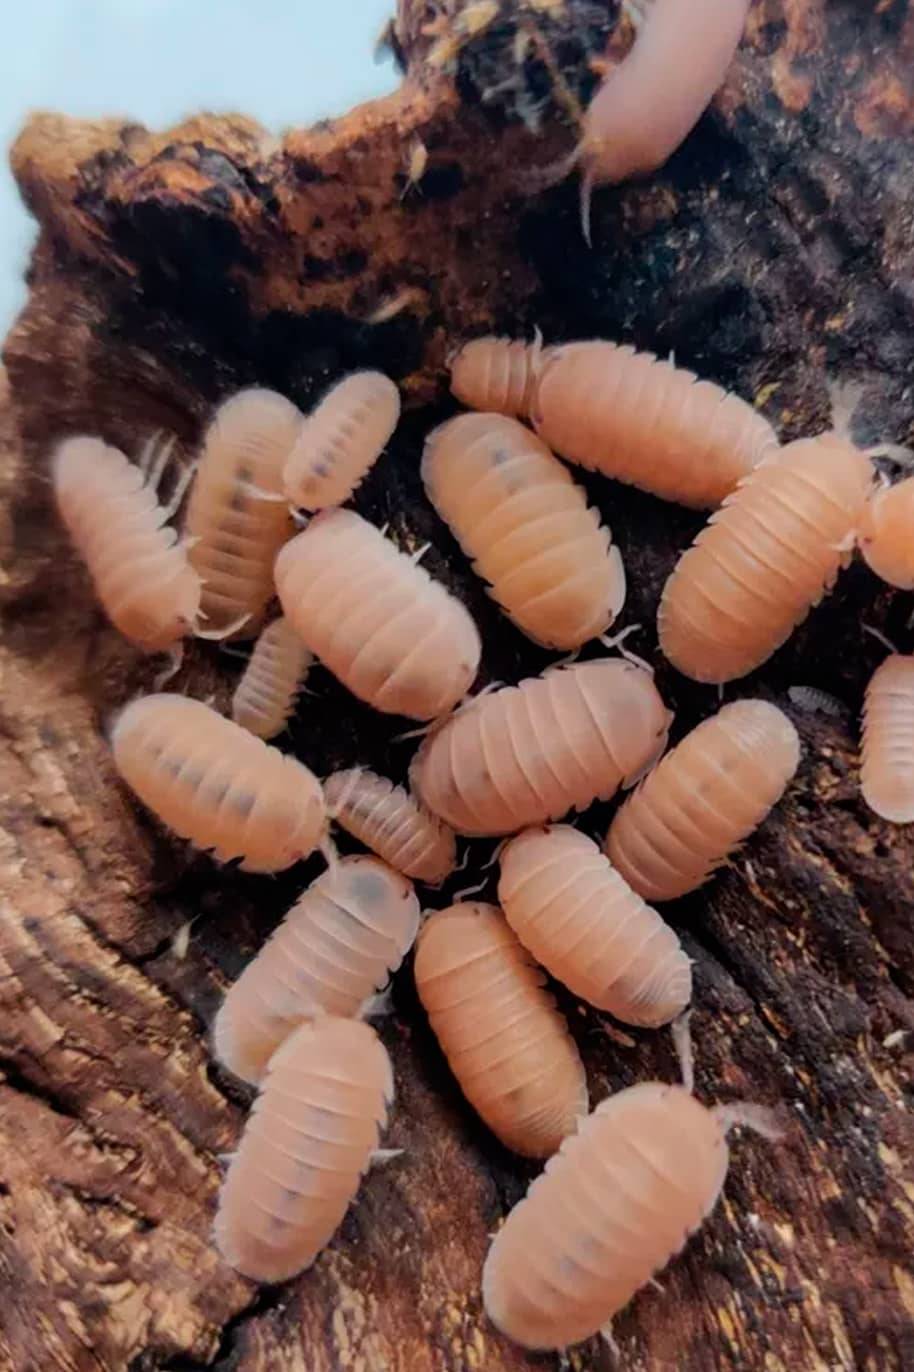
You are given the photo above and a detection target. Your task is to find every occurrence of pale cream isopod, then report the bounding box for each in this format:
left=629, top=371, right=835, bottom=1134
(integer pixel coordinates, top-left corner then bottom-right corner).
left=482, top=1077, right=779, bottom=1350
left=858, top=476, right=914, bottom=590
left=498, top=826, right=691, bottom=1027
left=414, top=903, right=587, bottom=1158
left=860, top=654, right=914, bottom=823
left=213, top=855, right=420, bottom=1084
left=214, top=1016, right=393, bottom=1283
left=449, top=335, right=543, bottom=418
left=283, top=371, right=400, bottom=510
left=410, top=659, right=672, bottom=837
left=185, top=387, right=302, bottom=638
left=53, top=435, right=201, bottom=652
left=275, top=509, right=481, bottom=720
left=110, top=693, right=325, bottom=873
left=658, top=433, right=874, bottom=683
left=421, top=413, right=625, bottom=649
left=324, top=768, right=457, bottom=884
left=606, top=700, right=801, bottom=900
left=532, top=340, right=777, bottom=509
left=231, top=616, right=312, bottom=739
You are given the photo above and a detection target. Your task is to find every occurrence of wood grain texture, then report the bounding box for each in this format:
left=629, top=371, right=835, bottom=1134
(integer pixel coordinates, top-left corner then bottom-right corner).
left=1, top=1, right=913, bottom=1367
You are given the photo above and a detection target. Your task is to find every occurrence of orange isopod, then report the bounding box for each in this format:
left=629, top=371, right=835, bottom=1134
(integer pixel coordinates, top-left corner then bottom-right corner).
left=606, top=699, right=800, bottom=900
left=185, top=388, right=301, bottom=638
left=410, top=659, right=672, bottom=837
left=214, top=1016, right=393, bottom=1283
left=324, top=767, right=457, bottom=883
left=283, top=371, right=400, bottom=510
left=858, top=476, right=914, bottom=590
left=110, top=693, right=325, bottom=873
left=450, top=335, right=543, bottom=418
left=860, top=654, right=914, bottom=823
left=53, top=435, right=201, bottom=652
left=213, top=855, right=420, bottom=1084
left=231, top=616, right=312, bottom=739
left=531, top=341, right=778, bottom=508
left=275, top=509, right=482, bottom=719
left=482, top=1078, right=778, bottom=1350
left=421, top=413, right=625, bottom=649
left=413, top=903, right=587, bottom=1157
left=498, top=826, right=691, bottom=1027
left=658, top=433, right=874, bottom=683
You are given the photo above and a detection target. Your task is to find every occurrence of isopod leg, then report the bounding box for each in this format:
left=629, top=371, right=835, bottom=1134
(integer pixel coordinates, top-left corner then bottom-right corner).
left=152, top=643, right=184, bottom=690
left=161, top=459, right=198, bottom=520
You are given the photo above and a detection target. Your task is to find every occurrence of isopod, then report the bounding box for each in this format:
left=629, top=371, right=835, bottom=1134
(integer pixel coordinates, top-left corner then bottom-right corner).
left=231, top=616, right=312, bottom=739
left=410, top=659, right=672, bottom=837
left=450, top=335, right=543, bottom=419
left=185, top=388, right=302, bottom=639
left=658, top=432, right=874, bottom=683
left=858, top=476, right=914, bottom=590
left=860, top=654, right=914, bottom=823
left=414, top=902, right=587, bottom=1157
left=53, top=435, right=201, bottom=652
left=213, top=855, right=420, bottom=1084
left=324, top=768, right=456, bottom=883
left=283, top=371, right=400, bottom=510
left=532, top=340, right=777, bottom=508
left=421, top=413, right=625, bottom=649
left=110, top=693, right=325, bottom=873
left=214, top=1016, right=393, bottom=1283
left=482, top=1075, right=780, bottom=1350
left=498, top=826, right=691, bottom=1027
left=275, top=509, right=481, bottom=720
left=606, top=700, right=800, bottom=901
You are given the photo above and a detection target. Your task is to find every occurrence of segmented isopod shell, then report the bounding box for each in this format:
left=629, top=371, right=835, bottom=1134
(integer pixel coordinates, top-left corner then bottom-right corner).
left=275, top=509, right=481, bottom=719
left=410, top=659, right=672, bottom=837
left=658, top=434, right=874, bottom=683
left=214, top=1016, right=393, bottom=1283
left=231, top=617, right=312, bottom=739
left=482, top=1081, right=729, bottom=1349
left=449, top=336, right=543, bottom=418
left=283, top=371, right=400, bottom=510
left=422, top=413, right=625, bottom=649
left=185, top=388, right=301, bottom=639
left=859, top=477, right=914, bottom=590
left=414, top=903, right=587, bottom=1157
left=498, top=826, right=690, bottom=1026
left=53, top=436, right=201, bottom=651
left=860, top=654, right=914, bottom=823
left=531, top=341, right=777, bottom=509
left=110, top=693, right=325, bottom=873
left=213, top=856, right=419, bottom=1084
left=324, top=768, right=456, bottom=883
left=606, top=700, right=800, bottom=901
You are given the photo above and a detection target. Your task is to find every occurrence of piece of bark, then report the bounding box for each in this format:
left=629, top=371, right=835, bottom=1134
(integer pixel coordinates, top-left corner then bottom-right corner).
left=2, top=2, right=914, bottom=1368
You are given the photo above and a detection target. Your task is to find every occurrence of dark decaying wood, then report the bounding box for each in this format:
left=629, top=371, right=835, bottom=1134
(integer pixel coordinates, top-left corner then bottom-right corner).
left=1, top=1, right=913, bottom=1367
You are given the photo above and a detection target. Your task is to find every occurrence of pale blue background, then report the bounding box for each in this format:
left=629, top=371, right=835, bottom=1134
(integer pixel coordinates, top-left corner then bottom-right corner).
left=0, top=0, right=399, bottom=331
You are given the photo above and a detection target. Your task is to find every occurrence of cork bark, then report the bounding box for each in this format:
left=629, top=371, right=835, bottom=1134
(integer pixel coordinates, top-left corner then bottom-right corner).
left=1, top=2, right=913, bottom=1368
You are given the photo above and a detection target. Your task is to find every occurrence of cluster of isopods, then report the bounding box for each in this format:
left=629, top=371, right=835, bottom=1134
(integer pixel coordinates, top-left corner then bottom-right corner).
left=51, top=329, right=913, bottom=1355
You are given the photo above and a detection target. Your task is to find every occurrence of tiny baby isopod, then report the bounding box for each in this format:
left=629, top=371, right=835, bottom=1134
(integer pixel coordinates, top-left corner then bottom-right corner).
left=498, top=825, right=691, bottom=1027
left=185, top=387, right=302, bottom=639
left=414, top=902, right=588, bottom=1157
left=214, top=1016, right=394, bottom=1283
left=213, top=855, right=420, bottom=1084
left=860, top=654, right=914, bottom=823
left=53, top=435, right=201, bottom=653
left=275, top=509, right=481, bottom=720
left=658, top=427, right=874, bottom=683
left=110, top=693, right=325, bottom=874
left=283, top=371, right=400, bottom=511
left=410, top=658, right=672, bottom=837
left=324, top=767, right=457, bottom=884
left=421, top=412, right=625, bottom=649
left=231, top=616, right=312, bottom=740
left=606, top=699, right=801, bottom=901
